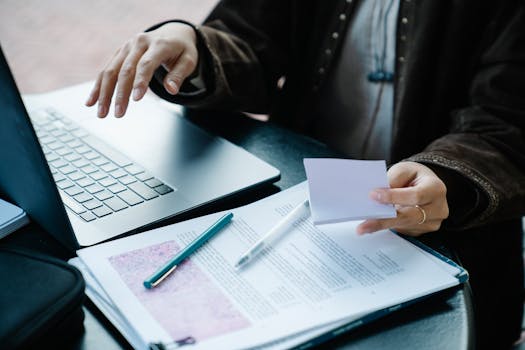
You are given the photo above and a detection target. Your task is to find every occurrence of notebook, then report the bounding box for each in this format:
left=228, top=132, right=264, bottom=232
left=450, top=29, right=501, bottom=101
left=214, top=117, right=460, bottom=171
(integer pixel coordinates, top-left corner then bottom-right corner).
left=69, top=182, right=467, bottom=350
left=0, top=46, right=280, bottom=250
left=0, top=198, right=29, bottom=239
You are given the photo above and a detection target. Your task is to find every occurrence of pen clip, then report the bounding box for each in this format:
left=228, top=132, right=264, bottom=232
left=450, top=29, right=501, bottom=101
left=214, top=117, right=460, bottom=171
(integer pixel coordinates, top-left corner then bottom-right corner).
left=151, top=265, right=178, bottom=288
left=148, top=336, right=196, bottom=350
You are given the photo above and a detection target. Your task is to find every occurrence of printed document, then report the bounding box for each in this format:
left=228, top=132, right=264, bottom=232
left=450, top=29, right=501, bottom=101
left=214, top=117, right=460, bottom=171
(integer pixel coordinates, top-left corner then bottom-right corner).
left=72, top=182, right=461, bottom=350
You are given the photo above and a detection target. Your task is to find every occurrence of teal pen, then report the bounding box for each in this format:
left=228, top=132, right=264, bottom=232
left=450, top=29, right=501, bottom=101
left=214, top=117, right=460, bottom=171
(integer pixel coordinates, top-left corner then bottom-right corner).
left=143, top=212, right=233, bottom=289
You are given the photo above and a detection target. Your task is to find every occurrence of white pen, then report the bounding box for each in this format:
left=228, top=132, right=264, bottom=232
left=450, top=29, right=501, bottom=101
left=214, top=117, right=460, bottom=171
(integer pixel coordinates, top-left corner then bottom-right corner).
left=235, top=199, right=310, bottom=269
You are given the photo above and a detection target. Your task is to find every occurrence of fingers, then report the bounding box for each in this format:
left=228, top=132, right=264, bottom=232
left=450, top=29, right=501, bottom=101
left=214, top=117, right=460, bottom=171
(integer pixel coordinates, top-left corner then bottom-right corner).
left=113, top=42, right=148, bottom=117
left=131, top=42, right=178, bottom=101
left=85, top=23, right=199, bottom=118
left=163, top=52, right=198, bottom=95
left=371, top=163, right=446, bottom=207
left=85, top=68, right=103, bottom=107
left=90, top=47, right=129, bottom=118
left=359, top=161, right=449, bottom=237
left=357, top=204, right=444, bottom=236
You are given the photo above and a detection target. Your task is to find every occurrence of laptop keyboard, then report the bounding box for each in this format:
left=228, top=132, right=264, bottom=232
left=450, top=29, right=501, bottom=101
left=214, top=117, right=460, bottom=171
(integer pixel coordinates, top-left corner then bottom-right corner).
left=29, top=108, right=175, bottom=222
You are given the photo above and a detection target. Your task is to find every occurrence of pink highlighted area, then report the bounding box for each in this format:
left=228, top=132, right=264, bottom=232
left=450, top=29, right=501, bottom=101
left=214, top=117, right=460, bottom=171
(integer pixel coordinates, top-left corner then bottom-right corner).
left=109, top=240, right=251, bottom=341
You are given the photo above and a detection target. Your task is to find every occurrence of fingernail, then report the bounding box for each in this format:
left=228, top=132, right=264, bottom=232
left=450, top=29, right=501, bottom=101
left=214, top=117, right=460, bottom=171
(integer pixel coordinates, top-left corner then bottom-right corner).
left=115, top=104, right=123, bottom=117
left=357, top=228, right=368, bottom=235
left=167, top=80, right=178, bottom=94
left=98, top=104, right=106, bottom=118
left=132, top=87, right=143, bottom=101
left=370, top=190, right=382, bottom=202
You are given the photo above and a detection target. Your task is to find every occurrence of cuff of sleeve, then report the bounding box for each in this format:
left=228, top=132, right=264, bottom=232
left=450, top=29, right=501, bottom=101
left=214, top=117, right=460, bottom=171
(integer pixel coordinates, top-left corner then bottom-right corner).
left=405, top=155, right=491, bottom=230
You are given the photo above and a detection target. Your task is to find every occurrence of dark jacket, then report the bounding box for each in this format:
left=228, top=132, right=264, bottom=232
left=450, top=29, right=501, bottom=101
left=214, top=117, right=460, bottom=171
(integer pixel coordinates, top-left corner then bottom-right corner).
left=149, top=1, right=525, bottom=348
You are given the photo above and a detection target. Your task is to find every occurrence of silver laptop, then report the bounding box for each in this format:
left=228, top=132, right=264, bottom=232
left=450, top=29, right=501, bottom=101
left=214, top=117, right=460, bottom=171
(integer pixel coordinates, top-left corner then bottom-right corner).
left=0, top=47, right=280, bottom=250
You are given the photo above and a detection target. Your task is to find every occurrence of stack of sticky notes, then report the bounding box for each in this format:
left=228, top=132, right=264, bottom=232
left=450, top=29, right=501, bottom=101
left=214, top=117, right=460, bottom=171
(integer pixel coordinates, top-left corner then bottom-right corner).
left=0, top=198, right=29, bottom=239
left=304, top=158, right=397, bottom=224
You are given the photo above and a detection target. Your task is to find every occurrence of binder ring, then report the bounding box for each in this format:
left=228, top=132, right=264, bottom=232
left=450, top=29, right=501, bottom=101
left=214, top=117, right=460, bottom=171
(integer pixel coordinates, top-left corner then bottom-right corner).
left=415, top=205, right=427, bottom=225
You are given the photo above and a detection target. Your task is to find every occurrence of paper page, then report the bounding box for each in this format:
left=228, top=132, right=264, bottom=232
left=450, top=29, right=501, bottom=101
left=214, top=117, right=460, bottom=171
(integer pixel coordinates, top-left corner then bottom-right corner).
left=76, top=182, right=459, bottom=350
left=304, top=158, right=396, bottom=224
left=69, top=258, right=147, bottom=350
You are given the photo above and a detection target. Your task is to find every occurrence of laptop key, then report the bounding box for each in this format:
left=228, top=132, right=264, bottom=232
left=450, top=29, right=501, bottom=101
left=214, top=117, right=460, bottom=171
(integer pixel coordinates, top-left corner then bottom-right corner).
left=92, top=205, right=113, bottom=218
left=66, top=139, right=84, bottom=148
left=108, top=183, right=126, bottom=194
left=100, top=162, right=118, bottom=173
left=48, top=142, right=65, bottom=151
left=50, top=128, right=67, bottom=138
left=57, top=179, right=75, bottom=190
left=45, top=153, right=60, bottom=163
left=65, top=186, right=83, bottom=197
left=83, top=199, right=103, bottom=210
left=85, top=183, right=104, bottom=194
left=58, top=134, right=75, bottom=143
left=124, top=164, right=145, bottom=175
left=82, top=165, right=98, bottom=174
left=99, top=177, right=117, bottom=187
left=68, top=171, right=86, bottom=182
left=84, top=151, right=100, bottom=161
left=72, top=158, right=90, bottom=168
left=94, top=190, right=113, bottom=201
left=110, top=168, right=127, bottom=179
left=136, top=172, right=154, bottom=182
left=145, top=178, right=163, bottom=188
left=154, top=184, right=174, bottom=195
left=118, top=175, right=136, bottom=185
left=72, top=129, right=89, bottom=138
left=84, top=134, right=133, bottom=167
left=79, top=212, right=96, bottom=222
left=118, top=190, right=144, bottom=206
left=59, top=165, right=77, bottom=175
left=39, top=135, right=56, bottom=144
left=74, top=192, right=93, bottom=203
left=52, top=172, right=66, bottom=182
left=76, top=177, right=95, bottom=187
left=64, top=153, right=81, bottom=162
left=60, top=193, right=87, bottom=214
left=50, top=158, right=68, bottom=168
left=90, top=171, right=108, bottom=181
left=64, top=124, right=79, bottom=132
left=55, top=147, right=73, bottom=156
left=128, top=182, right=159, bottom=200
left=76, top=145, right=91, bottom=154
left=104, top=196, right=128, bottom=212
left=92, top=157, right=110, bottom=167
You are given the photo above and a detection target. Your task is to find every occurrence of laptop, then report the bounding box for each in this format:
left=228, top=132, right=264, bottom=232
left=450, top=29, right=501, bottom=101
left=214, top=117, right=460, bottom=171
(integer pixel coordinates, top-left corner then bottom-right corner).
left=0, top=47, right=280, bottom=250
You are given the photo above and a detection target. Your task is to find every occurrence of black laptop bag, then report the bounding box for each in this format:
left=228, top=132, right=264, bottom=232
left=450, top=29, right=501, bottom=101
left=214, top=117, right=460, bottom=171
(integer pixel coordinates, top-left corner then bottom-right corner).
left=0, top=247, right=85, bottom=349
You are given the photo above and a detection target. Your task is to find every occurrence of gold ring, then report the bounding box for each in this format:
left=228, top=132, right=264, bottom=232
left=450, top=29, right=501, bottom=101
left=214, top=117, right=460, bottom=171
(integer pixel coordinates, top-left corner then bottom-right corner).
left=415, top=205, right=427, bottom=225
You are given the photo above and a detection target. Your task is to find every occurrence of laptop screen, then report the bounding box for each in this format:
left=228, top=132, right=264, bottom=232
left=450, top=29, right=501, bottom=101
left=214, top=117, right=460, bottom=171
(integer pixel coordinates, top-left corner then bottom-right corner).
left=0, top=47, right=78, bottom=251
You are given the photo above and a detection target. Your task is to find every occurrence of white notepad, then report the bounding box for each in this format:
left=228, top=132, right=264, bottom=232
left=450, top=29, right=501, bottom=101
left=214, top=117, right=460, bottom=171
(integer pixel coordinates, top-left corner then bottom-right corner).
left=0, top=198, right=29, bottom=239
left=304, top=158, right=397, bottom=225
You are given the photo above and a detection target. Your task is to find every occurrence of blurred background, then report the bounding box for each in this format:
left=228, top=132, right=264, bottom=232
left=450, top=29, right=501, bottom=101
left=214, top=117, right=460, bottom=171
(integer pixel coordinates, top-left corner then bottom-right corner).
left=0, top=0, right=217, bottom=93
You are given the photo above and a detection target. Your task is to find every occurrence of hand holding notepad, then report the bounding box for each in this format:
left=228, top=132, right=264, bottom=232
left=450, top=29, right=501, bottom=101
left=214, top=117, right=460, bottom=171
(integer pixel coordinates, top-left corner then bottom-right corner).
left=304, top=158, right=396, bottom=224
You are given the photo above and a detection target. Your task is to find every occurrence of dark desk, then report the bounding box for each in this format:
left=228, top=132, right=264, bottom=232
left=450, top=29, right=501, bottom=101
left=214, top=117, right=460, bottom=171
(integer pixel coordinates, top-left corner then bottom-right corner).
left=3, top=110, right=473, bottom=350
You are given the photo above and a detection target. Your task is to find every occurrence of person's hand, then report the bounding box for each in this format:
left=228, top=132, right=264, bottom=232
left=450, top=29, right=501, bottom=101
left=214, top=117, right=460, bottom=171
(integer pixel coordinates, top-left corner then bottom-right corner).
left=85, top=22, right=198, bottom=118
left=356, top=161, right=449, bottom=236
